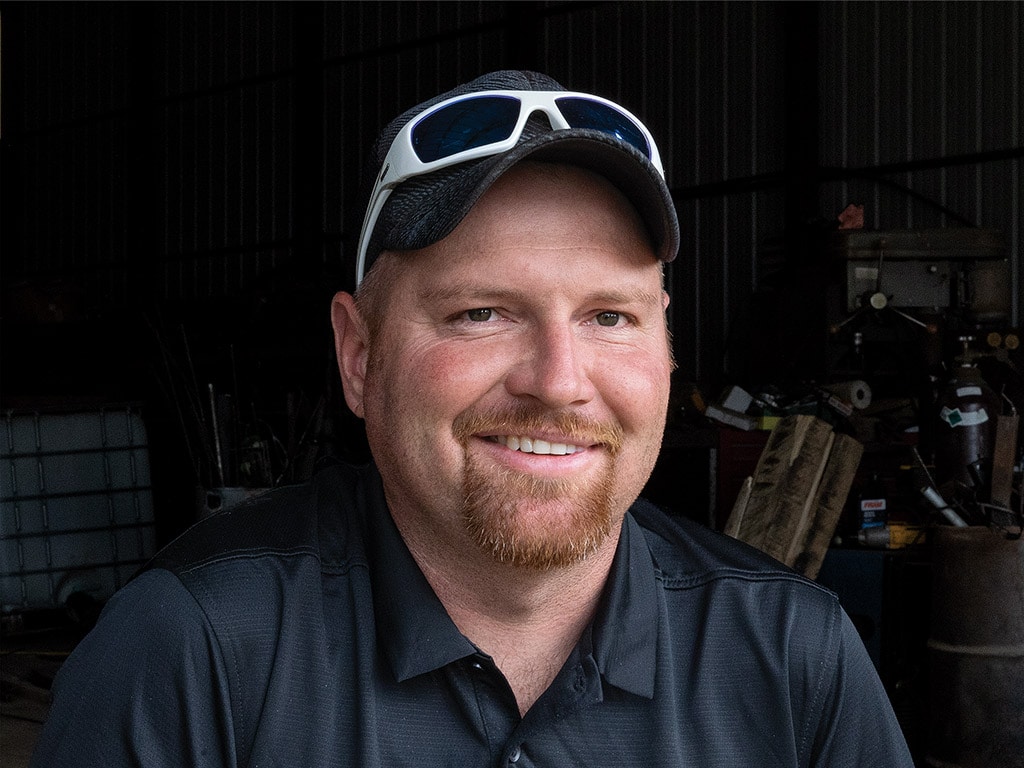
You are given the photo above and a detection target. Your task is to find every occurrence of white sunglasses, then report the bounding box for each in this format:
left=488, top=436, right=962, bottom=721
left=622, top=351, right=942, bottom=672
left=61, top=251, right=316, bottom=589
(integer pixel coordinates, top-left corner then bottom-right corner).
left=354, top=89, right=665, bottom=284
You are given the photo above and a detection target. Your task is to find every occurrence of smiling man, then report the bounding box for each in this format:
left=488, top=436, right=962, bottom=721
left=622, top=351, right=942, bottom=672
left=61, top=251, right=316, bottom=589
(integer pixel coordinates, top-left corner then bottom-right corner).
left=333, top=160, right=674, bottom=714
left=339, top=163, right=672, bottom=574
left=33, top=71, right=914, bottom=767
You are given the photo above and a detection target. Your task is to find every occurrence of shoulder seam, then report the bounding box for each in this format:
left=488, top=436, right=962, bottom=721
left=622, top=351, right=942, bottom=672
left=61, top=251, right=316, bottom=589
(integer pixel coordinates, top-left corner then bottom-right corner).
left=173, top=545, right=320, bottom=575
left=659, top=567, right=837, bottom=597
left=169, top=546, right=370, bottom=578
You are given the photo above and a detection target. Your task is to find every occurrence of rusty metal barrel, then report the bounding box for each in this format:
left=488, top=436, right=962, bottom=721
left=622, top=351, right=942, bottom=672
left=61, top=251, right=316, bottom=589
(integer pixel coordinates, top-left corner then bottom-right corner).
left=926, top=526, right=1024, bottom=768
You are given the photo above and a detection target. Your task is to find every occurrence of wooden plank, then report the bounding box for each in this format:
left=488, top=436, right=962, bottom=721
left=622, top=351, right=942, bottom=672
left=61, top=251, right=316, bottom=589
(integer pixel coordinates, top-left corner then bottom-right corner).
left=723, top=414, right=864, bottom=580
left=991, top=415, right=1019, bottom=509
left=723, top=476, right=753, bottom=538
left=757, top=419, right=835, bottom=563
left=772, top=431, right=835, bottom=565
left=734, top=416, right=832, bottom=556
left=731, top=415, right=818, bottom=552
left=790, top=433, right=864, bottom=579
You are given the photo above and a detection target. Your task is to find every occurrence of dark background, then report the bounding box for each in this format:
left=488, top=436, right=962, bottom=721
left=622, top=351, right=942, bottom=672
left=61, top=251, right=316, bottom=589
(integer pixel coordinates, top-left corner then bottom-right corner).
left=1, top=3, right=1022, bottom=763
left=3, top=1, right=1020, bottom=540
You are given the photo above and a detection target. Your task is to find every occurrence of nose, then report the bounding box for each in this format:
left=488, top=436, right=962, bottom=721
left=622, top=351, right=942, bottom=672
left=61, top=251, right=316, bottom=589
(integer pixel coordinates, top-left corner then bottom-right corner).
left=504, top=323, right=596, bottom=408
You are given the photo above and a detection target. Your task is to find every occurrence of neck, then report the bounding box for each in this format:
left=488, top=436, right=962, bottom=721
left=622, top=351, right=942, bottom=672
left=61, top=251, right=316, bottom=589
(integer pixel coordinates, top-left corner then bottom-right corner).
left=410, top=529, right=620, bottom=716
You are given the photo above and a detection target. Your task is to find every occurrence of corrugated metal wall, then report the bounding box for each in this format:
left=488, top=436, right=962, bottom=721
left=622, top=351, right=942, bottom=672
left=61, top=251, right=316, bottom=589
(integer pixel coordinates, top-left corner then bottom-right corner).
left=3, top=1, right=1021, bottom=398
left=155, top=3, right=296, bottom=302
left=819, top=1, right=1022, bottom=318
left=7, top=5, right=135, bottom=303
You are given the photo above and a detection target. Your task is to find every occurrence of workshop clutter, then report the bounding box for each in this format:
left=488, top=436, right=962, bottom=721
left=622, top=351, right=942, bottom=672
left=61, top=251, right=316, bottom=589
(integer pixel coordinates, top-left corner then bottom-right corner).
left=821, top=227, right=1022, bottom=533
left=151, top=311, right=332, bottom=519
left=723, top=414, right=862, bottom=579
left=703, top=381, right=873, bottom=432
left=699, top=329, right=1022, bottom=545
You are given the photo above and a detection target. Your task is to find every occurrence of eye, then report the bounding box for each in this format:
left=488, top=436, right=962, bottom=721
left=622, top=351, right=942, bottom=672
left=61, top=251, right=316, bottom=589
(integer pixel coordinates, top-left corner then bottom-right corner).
left=594, top=311, right=624, bottom=327
left=465, top=308, right=496, bottom=322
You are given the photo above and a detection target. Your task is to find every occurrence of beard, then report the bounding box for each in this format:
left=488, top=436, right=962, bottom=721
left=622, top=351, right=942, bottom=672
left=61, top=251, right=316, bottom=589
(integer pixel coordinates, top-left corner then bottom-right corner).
left=453, top=404, right=624, bottom=571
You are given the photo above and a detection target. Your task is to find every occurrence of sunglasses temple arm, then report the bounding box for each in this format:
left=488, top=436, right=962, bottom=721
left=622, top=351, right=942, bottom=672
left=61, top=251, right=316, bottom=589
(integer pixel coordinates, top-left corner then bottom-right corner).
left=354, top=187, right=394, bottom=287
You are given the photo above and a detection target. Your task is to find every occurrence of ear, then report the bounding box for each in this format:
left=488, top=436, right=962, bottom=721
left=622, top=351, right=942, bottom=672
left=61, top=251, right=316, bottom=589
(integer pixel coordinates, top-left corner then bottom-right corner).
left=331, top=291, right=369, bottom=418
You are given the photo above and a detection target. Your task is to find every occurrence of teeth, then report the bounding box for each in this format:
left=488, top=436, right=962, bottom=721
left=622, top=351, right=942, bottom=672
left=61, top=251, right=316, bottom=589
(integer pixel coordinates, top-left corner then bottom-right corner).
left=493, top=435, right=580, bottom=455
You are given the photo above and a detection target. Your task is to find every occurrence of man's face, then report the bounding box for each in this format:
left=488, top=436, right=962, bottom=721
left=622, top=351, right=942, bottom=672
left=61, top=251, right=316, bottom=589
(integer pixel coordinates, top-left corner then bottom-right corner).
left=344, top=162, right=673, bottom=571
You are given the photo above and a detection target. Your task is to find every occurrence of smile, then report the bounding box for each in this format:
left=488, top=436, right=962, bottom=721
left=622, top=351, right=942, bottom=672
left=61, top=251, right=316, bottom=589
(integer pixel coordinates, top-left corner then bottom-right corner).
left=488, top=435, right=582, bottom=455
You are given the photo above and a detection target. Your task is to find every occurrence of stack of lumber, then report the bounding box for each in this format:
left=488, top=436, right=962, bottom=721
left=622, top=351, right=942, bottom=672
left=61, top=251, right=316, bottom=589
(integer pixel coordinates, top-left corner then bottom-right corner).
left=723, top=414, right=863, bottom=579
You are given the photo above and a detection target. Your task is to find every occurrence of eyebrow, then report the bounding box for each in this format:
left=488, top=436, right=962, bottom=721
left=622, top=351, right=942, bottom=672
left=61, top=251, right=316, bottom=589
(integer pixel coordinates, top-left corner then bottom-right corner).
left=417, top=283, right=663, bottom=308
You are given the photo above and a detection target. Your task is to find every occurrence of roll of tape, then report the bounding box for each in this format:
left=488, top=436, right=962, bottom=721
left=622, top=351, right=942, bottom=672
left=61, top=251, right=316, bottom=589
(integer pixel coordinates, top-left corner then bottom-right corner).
left=825, top=380, right=872, bottom=409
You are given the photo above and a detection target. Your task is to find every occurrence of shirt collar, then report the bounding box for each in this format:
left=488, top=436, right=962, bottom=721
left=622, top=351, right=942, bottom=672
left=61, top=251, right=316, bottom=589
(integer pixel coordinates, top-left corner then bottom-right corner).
left=362, top=466, right=479, bottom=682
left=590, top=510, right=659, bottom=699
left=360, top=464, right=660, bottom=695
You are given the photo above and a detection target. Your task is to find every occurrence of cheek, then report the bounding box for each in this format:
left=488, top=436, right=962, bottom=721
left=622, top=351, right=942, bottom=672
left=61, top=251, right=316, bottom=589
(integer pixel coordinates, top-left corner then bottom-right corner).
left=366, top=339, right=506, bottom=431
left=598, top=352, right=672, bottom=425
left=602, top=355, right=672, bottom=501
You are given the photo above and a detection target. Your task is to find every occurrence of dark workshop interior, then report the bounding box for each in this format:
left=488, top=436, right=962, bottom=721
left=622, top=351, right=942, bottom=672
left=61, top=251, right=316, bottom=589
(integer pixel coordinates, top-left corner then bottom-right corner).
left=1, top=2, right=1022, bottom=766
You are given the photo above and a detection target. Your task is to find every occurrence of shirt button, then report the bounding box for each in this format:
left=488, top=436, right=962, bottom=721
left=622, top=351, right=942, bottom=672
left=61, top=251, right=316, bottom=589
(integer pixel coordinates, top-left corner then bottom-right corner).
left=508, top=745, right=521, bottom=763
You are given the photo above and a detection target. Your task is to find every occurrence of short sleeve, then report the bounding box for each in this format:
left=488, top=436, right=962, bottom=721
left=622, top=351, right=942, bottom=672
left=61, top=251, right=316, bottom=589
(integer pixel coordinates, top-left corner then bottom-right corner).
left=805, top=608, right=915, bottom=768
left=30, top=569, right=237, bottom=768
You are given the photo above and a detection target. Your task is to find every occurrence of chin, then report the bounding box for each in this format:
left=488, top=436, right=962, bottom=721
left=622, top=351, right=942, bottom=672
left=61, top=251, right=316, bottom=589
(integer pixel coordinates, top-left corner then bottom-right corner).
left=460, top=455, right=620, bottom=570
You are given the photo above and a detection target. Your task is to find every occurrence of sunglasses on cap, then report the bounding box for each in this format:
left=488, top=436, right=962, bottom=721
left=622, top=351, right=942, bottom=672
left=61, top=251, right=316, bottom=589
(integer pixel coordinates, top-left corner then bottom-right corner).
left=355, top=89, right=665, bottom=285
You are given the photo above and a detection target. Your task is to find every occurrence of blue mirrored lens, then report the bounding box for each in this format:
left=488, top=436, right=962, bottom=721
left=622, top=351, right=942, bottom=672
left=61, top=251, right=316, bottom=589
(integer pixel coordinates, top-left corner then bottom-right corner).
left=412, top=95, right=521, bottom=163
left=555, top=97, right=651, bottom=157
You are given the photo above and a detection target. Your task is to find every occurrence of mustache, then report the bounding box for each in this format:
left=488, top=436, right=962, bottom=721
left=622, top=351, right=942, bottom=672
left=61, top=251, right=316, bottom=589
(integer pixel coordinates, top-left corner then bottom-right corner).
left=452, top=403, right=624, bottom=456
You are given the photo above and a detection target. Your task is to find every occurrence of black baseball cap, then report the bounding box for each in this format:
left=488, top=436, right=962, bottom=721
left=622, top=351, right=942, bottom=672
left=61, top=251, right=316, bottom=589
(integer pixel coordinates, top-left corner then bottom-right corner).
left=356, top=70, right=679, bottom=283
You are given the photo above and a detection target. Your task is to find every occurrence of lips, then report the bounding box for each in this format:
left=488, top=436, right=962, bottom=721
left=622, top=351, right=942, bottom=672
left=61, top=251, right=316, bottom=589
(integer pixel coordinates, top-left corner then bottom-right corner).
left=453, top=406, right=624, bottom=458
left=487, top=435, right=582, bottom=455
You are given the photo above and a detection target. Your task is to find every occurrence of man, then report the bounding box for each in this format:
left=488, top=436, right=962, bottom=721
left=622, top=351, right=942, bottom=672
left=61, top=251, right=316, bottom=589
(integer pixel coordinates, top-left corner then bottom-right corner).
left=33, top=70, right=913, bottom=767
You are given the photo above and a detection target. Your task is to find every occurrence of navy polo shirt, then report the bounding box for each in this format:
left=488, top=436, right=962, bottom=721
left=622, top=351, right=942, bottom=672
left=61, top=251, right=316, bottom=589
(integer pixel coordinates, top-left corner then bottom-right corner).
left=33, top=461, right=913, bottom=767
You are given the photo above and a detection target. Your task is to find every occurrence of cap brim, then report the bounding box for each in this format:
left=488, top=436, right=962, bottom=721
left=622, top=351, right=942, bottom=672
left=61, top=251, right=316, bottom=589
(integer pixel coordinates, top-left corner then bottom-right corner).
left=377, top=128, right=679, bottom=265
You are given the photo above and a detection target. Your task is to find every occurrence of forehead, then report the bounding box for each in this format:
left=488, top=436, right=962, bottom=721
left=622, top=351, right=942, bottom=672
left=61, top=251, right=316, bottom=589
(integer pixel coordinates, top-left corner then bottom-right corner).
left=358, top=162, right=663, bottom=321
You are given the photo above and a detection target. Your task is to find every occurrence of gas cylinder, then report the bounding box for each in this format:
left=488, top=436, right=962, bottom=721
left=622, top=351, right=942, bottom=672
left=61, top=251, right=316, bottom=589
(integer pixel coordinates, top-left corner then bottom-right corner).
left=933, top=359, right=1002, bottom=497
